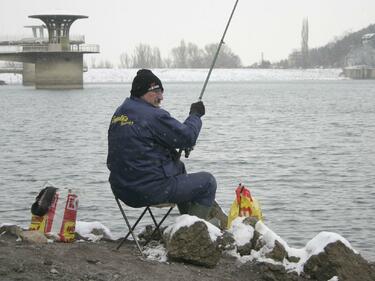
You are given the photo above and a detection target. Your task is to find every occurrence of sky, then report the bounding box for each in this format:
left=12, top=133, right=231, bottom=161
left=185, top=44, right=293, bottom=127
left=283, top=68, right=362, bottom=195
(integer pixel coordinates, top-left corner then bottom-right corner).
left=0, top=0, right=374, bottom=66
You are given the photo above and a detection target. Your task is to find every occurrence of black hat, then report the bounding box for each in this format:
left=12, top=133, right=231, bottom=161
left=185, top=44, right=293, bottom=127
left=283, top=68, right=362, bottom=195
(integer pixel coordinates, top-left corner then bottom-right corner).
left=130, top=69, right=163, bottom=97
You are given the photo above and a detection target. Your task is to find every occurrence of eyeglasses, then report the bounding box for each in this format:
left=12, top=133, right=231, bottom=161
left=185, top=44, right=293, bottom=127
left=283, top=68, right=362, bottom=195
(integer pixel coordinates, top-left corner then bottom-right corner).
left=151, top=89, right=163, bottom=94
left=147, top=85, right=163, bottom=94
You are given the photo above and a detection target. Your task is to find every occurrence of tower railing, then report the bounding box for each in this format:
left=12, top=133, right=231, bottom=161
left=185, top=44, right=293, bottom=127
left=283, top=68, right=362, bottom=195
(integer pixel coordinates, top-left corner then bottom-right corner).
left=0, top=44, right=99, bottom=53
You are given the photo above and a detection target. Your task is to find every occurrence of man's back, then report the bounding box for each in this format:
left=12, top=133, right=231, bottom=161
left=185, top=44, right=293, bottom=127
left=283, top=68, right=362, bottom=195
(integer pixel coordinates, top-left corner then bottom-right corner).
left=107, top=96, right=201, bottom=202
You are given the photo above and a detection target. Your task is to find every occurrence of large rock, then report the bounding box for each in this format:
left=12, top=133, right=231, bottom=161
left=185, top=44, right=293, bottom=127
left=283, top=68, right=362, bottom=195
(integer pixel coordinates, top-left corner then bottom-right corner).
left=304, top=240, right=375, bottom=281
left=20, top=230, right=49, bottom=243
left=0, top=225, right=23, bottom=237
left=165, top=220, right=222, bottom=268
left=0, top=225, right=48, bottom=243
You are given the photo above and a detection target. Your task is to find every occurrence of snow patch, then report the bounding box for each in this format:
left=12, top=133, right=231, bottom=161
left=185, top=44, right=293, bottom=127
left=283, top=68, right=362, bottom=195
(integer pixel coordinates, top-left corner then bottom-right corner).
left=164, top=214, right=221, bottom=242
left=75, top=221, right=113, bottom=242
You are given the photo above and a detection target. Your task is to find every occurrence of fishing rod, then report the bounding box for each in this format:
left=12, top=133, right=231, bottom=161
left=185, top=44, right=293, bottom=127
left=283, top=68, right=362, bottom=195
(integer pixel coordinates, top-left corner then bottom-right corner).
left=198, top=0, right=239, bottom=101
left=181, top=0, right=240, bottom=158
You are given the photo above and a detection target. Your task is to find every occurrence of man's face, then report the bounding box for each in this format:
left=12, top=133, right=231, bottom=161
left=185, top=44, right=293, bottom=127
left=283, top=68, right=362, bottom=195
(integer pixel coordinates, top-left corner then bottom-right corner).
left=141, top=88, right=164, bottom=107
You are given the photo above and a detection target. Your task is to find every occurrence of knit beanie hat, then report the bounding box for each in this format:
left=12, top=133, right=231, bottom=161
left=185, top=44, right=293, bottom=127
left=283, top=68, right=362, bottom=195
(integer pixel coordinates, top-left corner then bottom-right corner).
left=130, top=69, right=163, bottom=97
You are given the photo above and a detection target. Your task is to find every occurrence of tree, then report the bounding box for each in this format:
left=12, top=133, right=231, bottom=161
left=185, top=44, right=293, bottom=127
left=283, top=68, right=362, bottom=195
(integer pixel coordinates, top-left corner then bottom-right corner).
left=119, top=53, right=132, bottom=68
left=203, top=43, right=242, bottom=68
left=186, top=42, right=205, bottom=68
left=151, top=47, right=164, bottom=68
left=171, top=40, right=188, bottom=68
left=131, top=44, right=164, bottom=68
left=132, top=43, right=153, bottom=68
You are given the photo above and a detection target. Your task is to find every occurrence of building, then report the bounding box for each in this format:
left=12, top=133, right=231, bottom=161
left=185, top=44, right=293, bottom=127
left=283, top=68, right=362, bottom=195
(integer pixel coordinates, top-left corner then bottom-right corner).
left=0, top=14, right=99, bottom=89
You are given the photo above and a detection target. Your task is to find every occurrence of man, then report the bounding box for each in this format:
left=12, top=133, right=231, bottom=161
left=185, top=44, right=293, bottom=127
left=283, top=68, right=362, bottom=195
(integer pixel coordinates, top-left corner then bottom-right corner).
left=107, top=69, right=217, bottom=220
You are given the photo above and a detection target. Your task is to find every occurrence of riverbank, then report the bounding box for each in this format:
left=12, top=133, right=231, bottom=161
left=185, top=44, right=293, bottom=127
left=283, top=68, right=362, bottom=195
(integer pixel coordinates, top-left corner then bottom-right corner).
left=0, top=232, right=314, bottom=281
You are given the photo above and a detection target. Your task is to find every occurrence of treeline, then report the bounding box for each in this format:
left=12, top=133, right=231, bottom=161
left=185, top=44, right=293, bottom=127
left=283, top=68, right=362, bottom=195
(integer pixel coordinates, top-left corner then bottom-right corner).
left=90, top=40, right=242, bottom=69
left=308, top=24, right=375, bottom=68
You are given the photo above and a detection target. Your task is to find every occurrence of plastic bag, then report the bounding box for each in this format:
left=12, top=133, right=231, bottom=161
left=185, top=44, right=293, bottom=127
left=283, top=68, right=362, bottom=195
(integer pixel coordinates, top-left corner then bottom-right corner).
left=227, top=183, right=263, bottom=228
left=29, top=185, right=79, bottom=242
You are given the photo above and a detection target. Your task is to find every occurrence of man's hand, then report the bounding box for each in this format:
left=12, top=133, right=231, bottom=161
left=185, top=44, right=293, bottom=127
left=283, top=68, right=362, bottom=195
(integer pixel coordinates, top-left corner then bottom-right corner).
left=189, top=101, right=205, bottom=117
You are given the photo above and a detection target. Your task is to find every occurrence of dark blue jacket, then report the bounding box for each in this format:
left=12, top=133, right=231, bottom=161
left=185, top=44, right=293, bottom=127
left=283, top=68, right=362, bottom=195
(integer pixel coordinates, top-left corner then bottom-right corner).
left=107, top=96, right=202, bottom=206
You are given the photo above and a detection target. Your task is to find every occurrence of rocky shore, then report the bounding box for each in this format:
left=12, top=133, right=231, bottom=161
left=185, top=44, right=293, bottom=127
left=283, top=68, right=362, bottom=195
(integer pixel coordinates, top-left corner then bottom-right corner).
left=1, top=218, right=375, bottom=281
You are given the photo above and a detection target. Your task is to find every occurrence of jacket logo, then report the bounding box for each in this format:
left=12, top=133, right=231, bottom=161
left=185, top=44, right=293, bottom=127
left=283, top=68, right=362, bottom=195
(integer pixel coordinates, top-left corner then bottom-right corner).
left=111, top=114, right=134, bottom=126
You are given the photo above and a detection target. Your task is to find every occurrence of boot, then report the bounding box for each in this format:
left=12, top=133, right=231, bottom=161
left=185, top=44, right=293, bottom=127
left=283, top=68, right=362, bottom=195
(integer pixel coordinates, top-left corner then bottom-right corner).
left=177, top=202, right=191, bottom=215
left=207, top=200, right=228, bottom=230
left=188, top=202, right=211, bottom=220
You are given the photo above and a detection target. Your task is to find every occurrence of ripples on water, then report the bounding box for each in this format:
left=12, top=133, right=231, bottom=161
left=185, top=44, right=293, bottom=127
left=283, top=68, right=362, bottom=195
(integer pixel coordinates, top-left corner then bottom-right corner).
left=0, top=79, right=374, bottom=261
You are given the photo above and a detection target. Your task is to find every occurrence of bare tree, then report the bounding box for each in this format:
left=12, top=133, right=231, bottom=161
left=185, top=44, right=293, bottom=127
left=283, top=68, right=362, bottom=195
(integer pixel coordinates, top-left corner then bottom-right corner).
left=132, top=44, right=154, bottom=68
left=204, top=43, right=242, bottom=68
left=119, top=53, right=132, bottom=68
left=152, top=47, right=164, bottom=68
left=171, top=40, right=188, bottom=68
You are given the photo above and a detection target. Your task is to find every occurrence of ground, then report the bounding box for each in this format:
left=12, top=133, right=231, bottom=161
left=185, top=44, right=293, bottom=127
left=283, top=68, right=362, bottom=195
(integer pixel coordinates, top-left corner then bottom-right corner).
left=0, top=233, right=313, bottom=281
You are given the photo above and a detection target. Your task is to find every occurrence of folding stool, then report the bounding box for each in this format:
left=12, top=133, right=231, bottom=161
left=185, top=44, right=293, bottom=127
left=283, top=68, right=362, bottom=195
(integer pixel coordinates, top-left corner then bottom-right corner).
left=114, top=196, right=175, bottom=256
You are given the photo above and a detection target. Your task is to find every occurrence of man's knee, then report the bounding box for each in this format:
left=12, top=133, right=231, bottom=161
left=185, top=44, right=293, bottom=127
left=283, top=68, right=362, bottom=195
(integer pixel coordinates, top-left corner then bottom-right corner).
left=203, top=172, right=217, bottom=194
left=196, top=172, right=216, bottom=206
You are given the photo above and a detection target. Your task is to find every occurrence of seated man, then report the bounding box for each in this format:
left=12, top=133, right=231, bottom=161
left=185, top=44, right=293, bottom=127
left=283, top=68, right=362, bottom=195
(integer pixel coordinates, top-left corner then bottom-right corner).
left=107, top=69, right=217, bottom=220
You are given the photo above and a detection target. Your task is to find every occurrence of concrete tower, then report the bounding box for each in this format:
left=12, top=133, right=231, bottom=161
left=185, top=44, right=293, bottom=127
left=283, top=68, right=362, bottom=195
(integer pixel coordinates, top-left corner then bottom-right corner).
left=0, top=14, right=99, bottom=89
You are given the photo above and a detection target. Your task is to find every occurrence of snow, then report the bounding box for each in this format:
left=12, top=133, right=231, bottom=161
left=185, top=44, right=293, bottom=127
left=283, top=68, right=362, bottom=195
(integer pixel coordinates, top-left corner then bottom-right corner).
left=228, top=217, right=254, bottom=246
left=143, top=244, right=168, bottom=263
left=0, top=217, right=359, bottom=275
left=75, top=221, right=113, bottom=242
left=227, top=219, right=357, bottom=274
left=0, top=68, right=344, bottom=85
left=164, top=214, right=221, bottom=242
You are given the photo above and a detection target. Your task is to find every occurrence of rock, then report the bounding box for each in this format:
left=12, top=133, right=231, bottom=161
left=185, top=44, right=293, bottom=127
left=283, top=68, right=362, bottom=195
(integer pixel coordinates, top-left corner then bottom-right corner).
left=50, top=268, right=59, bottom=274
left=242, top=216, right=259, bottom=228
left=265, top=240, right=288, bottom=262
left=217, top=230, right=236, bottom=251
left=91, top=228, right=112, bottom=240
left=0, top=225, right=23, bottom=238
left=238, top=261, right=311, bottom=281
left=19, top=230, right=49, bottom=243
left=287, top=255, right=300, bottom=263
left=138, top=225, right=164, bottom=242
left=43, top=259, right=53, bottom=266
left=165, top=220, right=222, bottom=268
left=252, top=230, right=265, bottom=251
left=304, top=240, right=375, bottom=281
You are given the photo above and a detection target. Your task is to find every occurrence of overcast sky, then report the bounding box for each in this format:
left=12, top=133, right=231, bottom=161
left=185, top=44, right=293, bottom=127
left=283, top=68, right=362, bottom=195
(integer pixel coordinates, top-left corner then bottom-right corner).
left=1, top=0, right=374, bottom=66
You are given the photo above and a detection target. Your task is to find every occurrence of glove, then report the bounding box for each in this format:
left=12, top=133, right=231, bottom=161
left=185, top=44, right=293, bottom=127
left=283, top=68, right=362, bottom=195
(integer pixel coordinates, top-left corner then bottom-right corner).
left=189, top=101, right=205, bottom=117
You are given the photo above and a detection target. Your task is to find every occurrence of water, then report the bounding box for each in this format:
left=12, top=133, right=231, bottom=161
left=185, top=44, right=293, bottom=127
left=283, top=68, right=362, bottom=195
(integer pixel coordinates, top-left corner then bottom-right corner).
left=1, top=77, right=374, bottom=261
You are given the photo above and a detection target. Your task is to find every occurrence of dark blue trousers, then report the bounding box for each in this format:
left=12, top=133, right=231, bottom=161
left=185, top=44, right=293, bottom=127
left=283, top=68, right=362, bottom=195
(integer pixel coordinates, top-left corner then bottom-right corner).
left=111, top=161, right=217, bottom=208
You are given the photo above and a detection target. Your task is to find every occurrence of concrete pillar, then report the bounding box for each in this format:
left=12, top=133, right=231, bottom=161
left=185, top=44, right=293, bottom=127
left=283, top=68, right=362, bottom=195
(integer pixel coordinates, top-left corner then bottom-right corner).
left=35, top=53, right=83, bottom=89
left=22, top=63, right=35, bottom=86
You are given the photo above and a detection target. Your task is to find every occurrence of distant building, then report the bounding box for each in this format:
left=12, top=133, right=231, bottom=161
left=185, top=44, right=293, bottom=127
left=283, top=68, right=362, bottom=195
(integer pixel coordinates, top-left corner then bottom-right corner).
left=0, top=14, right=99, bottom=89
left=345, top=33, right=375, bottom=67
left=362, top=33, right=375, bottom=47
left=343, top=33, right=375, bottom=79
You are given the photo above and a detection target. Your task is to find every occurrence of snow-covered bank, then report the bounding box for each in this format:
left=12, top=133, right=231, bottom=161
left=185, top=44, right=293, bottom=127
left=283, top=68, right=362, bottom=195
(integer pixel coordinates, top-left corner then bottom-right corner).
left=71, top=216, right=360, bottom=275
left=0, top=68, right=344, bottom=85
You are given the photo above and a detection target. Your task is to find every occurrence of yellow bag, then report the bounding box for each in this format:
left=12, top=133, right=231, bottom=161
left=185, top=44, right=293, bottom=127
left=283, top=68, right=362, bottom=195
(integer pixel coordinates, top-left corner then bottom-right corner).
left=227, top=183, right=263, bottom=228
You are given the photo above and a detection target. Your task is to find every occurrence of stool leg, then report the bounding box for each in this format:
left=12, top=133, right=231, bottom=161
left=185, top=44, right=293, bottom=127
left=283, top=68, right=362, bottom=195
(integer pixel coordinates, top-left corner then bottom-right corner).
left=115, top=198, right=144, bottom=257
left=144, top=206, right=174, bottom=247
